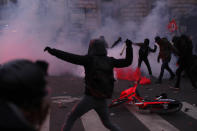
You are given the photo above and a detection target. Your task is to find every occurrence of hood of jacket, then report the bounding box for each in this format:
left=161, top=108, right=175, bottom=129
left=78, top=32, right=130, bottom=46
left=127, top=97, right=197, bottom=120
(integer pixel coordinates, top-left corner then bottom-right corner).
left=88, top=39, right=107, bottom=56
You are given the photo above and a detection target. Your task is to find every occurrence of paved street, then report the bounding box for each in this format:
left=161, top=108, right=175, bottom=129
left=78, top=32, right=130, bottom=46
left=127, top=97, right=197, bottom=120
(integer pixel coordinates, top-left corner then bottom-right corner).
left=45, top=73, right=197, bottom=131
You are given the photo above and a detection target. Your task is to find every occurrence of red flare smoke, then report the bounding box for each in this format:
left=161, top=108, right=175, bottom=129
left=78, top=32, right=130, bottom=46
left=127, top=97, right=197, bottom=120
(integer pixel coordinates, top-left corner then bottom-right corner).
left=139, top=76, right=151, bottom=85
left=114, top=67, right=151, bottom=84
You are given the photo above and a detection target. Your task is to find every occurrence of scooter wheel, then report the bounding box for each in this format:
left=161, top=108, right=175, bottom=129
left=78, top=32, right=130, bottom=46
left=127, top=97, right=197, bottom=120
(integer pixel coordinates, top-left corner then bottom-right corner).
left=149, top=101, right=182, bottom=114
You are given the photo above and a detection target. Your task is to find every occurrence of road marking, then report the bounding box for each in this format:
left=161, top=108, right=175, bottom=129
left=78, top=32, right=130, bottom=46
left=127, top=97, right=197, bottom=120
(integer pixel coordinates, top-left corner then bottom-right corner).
left=81, top=109, right=109, bottom=131
left=40, top=113, right=50, bottom=131
left=182, top=102, right=197, bottom=120
left=42, top=96, right=80, bottom=131
left=51, top=96, right=81, bottom=104
left=125, top=104, right=179, bottom=131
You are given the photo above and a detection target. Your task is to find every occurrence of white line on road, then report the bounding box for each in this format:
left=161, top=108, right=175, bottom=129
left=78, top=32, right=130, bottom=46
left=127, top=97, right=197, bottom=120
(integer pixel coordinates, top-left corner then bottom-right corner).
left=51, top=96, right=81, bottom=104
left=81, top=110, right=109, bottom=131
left=182, top=102, right=197, bottom=120
left=125, top=104, right=179, bottom=131
left=41, top=113, right=50, bottom=131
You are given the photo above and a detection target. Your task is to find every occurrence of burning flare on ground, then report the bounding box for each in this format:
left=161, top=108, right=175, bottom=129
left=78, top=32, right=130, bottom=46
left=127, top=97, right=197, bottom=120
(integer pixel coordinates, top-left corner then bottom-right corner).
left=114, top=67, right=151, bottom=84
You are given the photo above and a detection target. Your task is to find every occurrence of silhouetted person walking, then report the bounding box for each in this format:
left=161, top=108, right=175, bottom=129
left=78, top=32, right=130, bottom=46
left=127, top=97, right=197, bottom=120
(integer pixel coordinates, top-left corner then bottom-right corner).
left=172, top=35, right=197, bottom=90
left=133, top=38, right=157, bottom=77
left=155, top=36, right=175, bottom=84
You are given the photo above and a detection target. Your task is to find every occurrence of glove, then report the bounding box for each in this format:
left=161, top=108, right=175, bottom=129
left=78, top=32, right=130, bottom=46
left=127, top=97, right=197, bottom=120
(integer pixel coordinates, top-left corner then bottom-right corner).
left=125, top=39, right=132, bottom=47
left=44, top=47, right=51, bottom=52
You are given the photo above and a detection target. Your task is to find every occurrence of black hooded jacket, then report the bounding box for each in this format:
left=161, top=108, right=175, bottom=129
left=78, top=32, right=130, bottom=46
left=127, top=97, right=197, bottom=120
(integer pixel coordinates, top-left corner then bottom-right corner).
left=134, top=39, right=157, bottom=59
left=138, top=44, right=157, bottom=59
left=173, top=35, right=194, bottom=68
left=47, top=39, right=133, bottom=98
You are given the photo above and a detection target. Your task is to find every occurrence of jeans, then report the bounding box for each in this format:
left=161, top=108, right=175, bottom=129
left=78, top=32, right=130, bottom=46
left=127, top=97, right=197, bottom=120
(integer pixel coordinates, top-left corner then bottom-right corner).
left=175, top=65, right=197, bottom=89
left=62, top=95, right=121, bottom=131
left=138, top=57, right=152, bottom=75
left=158, top=60, right=175, bottom=81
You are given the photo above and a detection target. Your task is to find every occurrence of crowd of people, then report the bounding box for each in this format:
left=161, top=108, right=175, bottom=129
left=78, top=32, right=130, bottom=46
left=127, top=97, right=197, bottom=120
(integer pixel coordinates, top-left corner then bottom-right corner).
left=154, top=35, right=197, bottom=90
left=0, top=34, right=196, bottom=131
left=111, top=34, right=197, bottom=91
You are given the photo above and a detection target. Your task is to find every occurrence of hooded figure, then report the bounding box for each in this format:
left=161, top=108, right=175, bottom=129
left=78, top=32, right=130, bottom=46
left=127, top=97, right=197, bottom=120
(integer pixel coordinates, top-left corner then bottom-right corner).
left=133, top=38, right=157, bottom=76
left=88, top=39, right=107, bottom=56
left=44, top=38, right=133, bottom=131
left=172, top=35, right=197, bottom=90
left=0, top=59, right=49, bottom=131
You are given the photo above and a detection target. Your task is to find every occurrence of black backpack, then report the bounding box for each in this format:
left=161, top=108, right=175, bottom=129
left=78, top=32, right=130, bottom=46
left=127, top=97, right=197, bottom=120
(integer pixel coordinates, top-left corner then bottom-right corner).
left=85, top=56, right=115, bottom=98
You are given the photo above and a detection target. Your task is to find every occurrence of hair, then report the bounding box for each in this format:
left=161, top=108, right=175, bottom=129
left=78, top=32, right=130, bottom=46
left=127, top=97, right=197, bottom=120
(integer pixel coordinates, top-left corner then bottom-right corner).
left=0, top=59, right=47, bottom=109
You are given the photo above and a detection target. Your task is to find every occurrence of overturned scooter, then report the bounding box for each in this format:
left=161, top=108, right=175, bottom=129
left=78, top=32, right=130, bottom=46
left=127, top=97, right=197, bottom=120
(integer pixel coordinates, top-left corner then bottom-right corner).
left=109, top=78, right=182, bottom=114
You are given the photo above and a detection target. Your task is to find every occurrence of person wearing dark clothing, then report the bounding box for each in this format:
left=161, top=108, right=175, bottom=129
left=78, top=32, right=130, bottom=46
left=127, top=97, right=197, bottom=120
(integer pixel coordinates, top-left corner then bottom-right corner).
left=44, top=38, right=133, bottom=131
left=172, top=35, right=197, bottom=90
left=133, top=38, right=157, bottom=76
left=155, top=36, right=175, bottom=84
left=0, top=59, right=49, bottom=131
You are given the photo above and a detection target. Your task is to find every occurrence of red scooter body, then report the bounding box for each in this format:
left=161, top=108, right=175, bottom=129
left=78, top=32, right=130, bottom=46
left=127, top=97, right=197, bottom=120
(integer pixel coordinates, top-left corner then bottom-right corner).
left=109, top=80, right=182, bottom=114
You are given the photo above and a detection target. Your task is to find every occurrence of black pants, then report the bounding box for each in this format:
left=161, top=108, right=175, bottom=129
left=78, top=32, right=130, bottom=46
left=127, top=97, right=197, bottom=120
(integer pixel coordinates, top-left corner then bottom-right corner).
left=138, top=57, right=152, bottom=75
left=158, top=60, right=175, bottom=81
left=175, top=66, right=184, bottom=88
left=62, top=95, right=121, bottom=131
left=175, top=65, right=197, bottom=89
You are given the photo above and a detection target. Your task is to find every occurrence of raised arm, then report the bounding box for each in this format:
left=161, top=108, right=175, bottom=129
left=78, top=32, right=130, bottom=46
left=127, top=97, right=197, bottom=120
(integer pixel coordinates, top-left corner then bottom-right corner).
left=44, top=47, right=89, bottom=65
left=149, top=45, right=157, bottom=53
left=112, top=39, right=133, bottom=68
left=111, top=37, right=122, bottom=48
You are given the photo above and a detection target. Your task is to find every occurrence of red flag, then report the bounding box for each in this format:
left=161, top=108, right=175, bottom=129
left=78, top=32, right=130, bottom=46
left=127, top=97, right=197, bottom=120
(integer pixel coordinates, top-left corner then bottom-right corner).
left=168, top=19, right=178, bottom=32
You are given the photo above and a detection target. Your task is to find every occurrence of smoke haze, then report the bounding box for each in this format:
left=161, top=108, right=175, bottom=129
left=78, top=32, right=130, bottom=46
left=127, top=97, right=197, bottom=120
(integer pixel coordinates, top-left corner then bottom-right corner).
left=0, top=0, right=177, bottom=78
